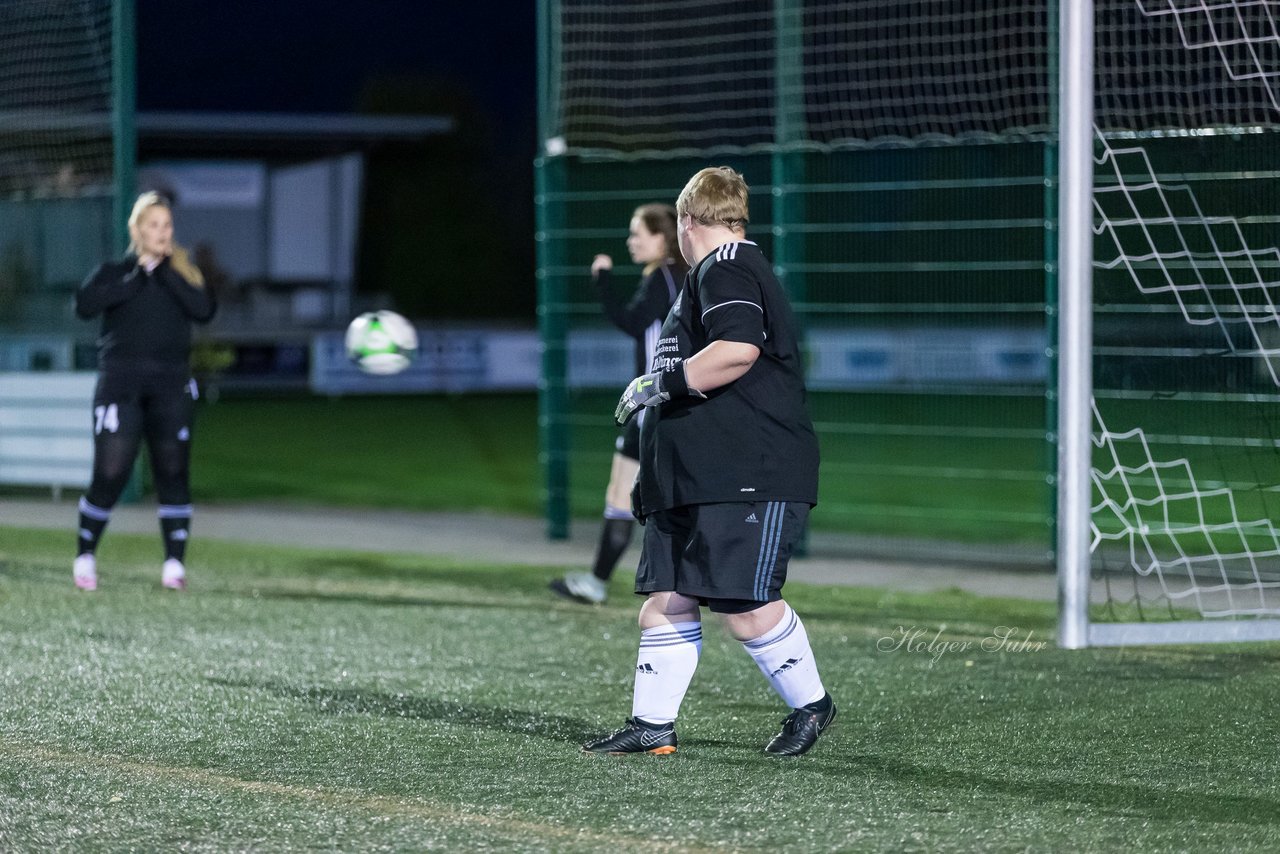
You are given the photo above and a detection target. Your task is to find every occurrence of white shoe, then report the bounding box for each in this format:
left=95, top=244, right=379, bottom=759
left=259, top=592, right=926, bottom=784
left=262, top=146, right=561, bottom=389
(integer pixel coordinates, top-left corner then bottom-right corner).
left=549, top=571, right=607, bottom=605
left=73, top=554, right=97, bottom=591
left=162, top=558, right=187, bottom=591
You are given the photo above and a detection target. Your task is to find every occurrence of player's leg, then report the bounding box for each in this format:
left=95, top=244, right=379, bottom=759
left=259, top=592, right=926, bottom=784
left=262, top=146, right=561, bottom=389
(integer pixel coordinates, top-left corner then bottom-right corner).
left=631, top=589, right=702, bottom=723
left=717, top=598, right=835, bottom=756
left=551, top=427, right=641, bottom=604
left=582, top=509, right=700, bottom=755
left=550, top=458, right=637, bottom=603
left=595, top=423, right=642, bottom=585
left=144, top=378, right=197, bottom=589
left=596, top=451, right=640, bottom=573
left=74, top=379, right=145, bottom=589
left=705, top=501, right=836, bottom=756
left=582, top=591, right=701, bottom=755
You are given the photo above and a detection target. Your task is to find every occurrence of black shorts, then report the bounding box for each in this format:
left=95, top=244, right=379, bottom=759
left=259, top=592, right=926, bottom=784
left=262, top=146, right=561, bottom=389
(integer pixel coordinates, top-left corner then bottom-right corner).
left=614, top=413, right=641, bottom=461
left=635, top=501, right=809, bottom=608
left=93, top=371, right=196, bottom=448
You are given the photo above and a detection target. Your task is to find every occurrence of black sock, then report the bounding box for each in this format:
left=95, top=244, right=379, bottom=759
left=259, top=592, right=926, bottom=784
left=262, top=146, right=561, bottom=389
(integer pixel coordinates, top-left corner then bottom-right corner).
left=591, top=517, right=634, bottom=581
left=160, top=516, right=190, bottom=562
left=76, top=498, right=111, bottom=555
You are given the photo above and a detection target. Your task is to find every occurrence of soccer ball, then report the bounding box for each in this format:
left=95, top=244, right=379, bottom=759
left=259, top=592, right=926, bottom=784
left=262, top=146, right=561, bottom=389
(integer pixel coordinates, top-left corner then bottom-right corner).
left=345, top=310, right=418, bottom=375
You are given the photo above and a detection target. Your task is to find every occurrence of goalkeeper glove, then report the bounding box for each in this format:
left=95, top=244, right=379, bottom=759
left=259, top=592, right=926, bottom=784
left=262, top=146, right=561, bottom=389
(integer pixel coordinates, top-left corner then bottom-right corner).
left=615, top=363, right=697, bottom=425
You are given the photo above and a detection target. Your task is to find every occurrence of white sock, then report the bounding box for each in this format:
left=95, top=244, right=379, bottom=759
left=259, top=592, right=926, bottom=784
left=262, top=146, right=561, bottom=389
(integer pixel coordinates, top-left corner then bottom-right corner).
left=742, top=603, right=826, bottom=709
left=631, top=621, right=702, bottom=725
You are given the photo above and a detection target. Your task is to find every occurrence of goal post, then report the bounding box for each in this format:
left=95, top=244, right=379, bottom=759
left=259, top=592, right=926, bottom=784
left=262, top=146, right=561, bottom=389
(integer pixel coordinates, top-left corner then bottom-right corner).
left=1056, top=0, right=1094, bottom=650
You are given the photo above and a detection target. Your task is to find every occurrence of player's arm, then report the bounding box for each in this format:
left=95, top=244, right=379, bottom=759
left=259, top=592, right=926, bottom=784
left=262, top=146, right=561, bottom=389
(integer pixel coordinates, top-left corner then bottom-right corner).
left=615, top=260, right=768, bottom=424
left=158, top=252, right=217, bottom=322
left=597, top=262, right=664, bottom=339
left=74, top=263, right=143, bottom=319
left=613, top=339, right=759, bottom=424
left=685, top=259, right=765, bottom=392
left=682, top=340, right=759, bottom=392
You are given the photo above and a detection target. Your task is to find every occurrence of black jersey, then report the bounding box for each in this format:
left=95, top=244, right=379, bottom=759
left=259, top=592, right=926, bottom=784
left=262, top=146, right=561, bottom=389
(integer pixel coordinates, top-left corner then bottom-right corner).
left=596, top=259, right=684, bottom=375
left=76, top=255, right=217, bottom=374
left=636, top=240, right=819, bottom=514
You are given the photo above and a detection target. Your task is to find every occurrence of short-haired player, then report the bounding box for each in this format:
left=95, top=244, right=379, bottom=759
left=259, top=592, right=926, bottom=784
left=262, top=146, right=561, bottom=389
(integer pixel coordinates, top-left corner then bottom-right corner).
left=582, top=168, right=835, bottom=757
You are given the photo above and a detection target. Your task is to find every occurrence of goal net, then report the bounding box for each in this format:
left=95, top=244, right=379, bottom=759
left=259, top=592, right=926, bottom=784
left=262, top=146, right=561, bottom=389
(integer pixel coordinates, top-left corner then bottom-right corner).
left=1085, top=0, right=1280, bottom=642
left=0, top=0, right=114, bottom=198
left=553, top=0, right=1054, bottom=155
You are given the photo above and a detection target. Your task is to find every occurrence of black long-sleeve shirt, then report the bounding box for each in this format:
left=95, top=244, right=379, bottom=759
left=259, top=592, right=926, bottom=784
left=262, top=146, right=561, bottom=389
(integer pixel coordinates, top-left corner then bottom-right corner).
left=595, top=259, right=684, bottom=376
left=76, top=255, right=217, bottom=373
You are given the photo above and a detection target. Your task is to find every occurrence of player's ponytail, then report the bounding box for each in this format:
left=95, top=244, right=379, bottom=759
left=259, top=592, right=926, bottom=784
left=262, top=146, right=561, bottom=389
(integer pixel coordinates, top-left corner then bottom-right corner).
left=169, top=243, right=205, bottom=288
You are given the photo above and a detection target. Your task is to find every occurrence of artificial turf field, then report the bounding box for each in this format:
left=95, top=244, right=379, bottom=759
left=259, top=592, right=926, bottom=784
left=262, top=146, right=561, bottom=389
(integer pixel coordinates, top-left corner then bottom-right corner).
left=2, top=527, right=1279, bottom=852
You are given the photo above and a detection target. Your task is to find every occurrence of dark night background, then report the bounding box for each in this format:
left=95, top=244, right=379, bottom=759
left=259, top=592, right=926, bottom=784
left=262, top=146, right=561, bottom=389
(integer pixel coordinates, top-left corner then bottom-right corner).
left=134, top=1, right=538, bottom=321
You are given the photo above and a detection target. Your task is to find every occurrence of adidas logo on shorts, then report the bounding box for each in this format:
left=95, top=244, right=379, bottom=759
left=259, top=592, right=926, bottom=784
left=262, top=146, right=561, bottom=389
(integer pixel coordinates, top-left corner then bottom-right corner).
left=745, top=512, right=759, bottom=523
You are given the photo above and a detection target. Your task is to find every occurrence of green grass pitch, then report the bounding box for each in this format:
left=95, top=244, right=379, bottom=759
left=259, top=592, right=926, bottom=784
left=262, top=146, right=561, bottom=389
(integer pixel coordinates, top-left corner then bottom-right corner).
left=3, top=527, right=1278, bottom=851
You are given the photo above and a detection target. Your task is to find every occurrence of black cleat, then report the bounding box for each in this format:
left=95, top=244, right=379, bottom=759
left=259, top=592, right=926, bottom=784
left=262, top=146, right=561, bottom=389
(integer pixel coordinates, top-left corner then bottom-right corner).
left=764, top=695, right=837, bottom=756
left=582, top=717, right=677, bottom=755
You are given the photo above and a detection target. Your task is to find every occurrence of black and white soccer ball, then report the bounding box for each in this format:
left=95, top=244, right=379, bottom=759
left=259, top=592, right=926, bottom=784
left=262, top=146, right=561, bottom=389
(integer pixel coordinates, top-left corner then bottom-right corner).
left=344, top=310, right=418, bottom=375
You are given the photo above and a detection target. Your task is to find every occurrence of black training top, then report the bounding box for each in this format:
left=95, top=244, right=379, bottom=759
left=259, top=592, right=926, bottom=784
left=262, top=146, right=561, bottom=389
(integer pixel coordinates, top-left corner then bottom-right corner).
left=595, top=259, right=684, bottom=376
left=75, top=255, right=217, bottom=374
left=636, top=240, right=819, bottom=514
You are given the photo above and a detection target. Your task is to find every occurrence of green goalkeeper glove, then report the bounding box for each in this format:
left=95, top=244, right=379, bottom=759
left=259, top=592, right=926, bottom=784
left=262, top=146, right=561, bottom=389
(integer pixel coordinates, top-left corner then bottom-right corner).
left=615, top=363, right=697, bottom=425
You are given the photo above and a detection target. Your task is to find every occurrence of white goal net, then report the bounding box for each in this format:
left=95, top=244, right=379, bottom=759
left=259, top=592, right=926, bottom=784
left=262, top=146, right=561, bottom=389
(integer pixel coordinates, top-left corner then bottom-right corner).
left=1088, top=0, right=1280, bottom=639
left=550, top=1, right=1280, bottom=155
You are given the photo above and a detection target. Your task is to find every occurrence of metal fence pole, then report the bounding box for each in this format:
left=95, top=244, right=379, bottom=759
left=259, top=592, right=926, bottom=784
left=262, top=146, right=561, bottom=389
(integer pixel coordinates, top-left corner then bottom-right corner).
left=113, top=0, right=146, bottom=504
left=536, top=0, right=569, bottom=539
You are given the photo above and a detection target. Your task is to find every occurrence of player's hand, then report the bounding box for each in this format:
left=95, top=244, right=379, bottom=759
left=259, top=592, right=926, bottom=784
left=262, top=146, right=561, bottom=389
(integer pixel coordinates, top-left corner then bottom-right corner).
left=591, top=254, right=613, bottom=275
left=615, top=371, right=670, bottom=425
left=137, top=252, right=163, bottom=269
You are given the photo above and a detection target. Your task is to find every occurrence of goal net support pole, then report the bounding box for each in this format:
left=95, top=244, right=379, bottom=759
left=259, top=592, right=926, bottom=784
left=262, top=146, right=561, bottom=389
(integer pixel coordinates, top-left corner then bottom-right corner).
left=1056, top=0, right=1094, bottom=650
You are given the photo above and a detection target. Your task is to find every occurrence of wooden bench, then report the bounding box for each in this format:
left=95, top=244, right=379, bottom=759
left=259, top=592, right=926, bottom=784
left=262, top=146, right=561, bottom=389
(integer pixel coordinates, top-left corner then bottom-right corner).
left=0, top=371, right=96, bottom=499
